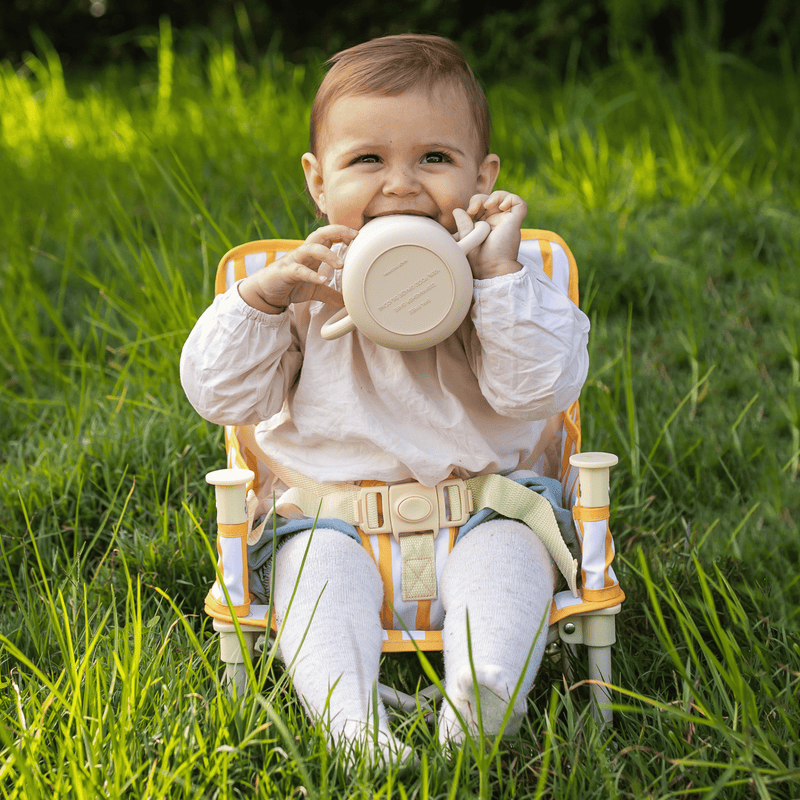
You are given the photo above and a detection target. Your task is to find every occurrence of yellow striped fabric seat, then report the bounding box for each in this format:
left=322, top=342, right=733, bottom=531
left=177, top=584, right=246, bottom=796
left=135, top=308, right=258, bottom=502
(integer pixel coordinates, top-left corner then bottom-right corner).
left=209, top=229, right=606, bottom=652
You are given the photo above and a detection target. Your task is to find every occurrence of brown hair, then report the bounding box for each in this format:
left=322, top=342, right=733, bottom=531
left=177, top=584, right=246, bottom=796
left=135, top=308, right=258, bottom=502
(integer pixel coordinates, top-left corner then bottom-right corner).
left=309, top=34, right=491, bottom=159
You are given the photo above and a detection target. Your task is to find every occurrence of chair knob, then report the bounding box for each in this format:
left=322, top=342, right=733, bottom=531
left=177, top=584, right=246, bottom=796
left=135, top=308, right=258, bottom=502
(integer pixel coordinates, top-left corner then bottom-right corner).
left=569, top=452, right=618, bottom=507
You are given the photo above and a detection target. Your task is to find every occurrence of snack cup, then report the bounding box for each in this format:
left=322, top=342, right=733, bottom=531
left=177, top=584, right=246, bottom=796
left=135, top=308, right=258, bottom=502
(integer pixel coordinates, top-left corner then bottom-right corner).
left=320, top=215, right=490, bottom=351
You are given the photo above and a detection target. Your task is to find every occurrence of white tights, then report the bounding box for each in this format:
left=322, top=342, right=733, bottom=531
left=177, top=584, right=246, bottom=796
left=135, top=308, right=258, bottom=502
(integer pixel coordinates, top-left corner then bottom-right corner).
left=438, top=519, right=556, bottom=744
left=272, top=519, right=556, bottom=756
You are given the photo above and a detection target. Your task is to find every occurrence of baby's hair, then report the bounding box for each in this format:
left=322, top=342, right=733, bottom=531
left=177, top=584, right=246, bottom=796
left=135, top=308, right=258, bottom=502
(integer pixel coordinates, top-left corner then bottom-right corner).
left=309, top=34, right=491, bottom=159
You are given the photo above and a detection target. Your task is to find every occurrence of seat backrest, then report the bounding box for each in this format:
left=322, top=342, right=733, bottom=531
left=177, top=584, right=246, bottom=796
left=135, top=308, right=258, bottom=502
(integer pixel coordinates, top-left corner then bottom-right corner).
left=215, top=230, right=582, bottom=508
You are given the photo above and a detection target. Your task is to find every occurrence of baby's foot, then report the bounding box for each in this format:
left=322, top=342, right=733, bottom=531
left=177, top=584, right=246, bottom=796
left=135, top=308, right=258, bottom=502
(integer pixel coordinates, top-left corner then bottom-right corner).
left=336, top=719, right=417, bottom=769
left=438, top=664, right=527, bottom=746
left=371, top=729, right=417, bottom=769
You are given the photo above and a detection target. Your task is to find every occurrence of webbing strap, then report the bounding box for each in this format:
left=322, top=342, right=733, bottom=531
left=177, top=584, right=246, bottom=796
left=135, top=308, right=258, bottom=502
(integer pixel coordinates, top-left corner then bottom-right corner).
left=217, top=521, right=249, bottom=538
left=274, top=475, right=577, bottom=597
left=277, top=485, right=439, bottom=600
left=276, top=485, right=360, bottom=522
left=465, top=474, right=578, bottom=596
left=398, top=533, right=437, bottom=601
left=572, top=503, right=609, bottom=522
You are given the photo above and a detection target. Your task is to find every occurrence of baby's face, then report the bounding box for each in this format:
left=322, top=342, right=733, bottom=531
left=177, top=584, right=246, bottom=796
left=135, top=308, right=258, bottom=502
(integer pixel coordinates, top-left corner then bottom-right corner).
left=302, top=84, right=499, bottom=234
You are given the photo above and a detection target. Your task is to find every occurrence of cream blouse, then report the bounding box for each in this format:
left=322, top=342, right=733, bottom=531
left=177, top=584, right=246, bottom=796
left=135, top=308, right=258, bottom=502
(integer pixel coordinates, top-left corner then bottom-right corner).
left=180, top=240, right=589, bottom=491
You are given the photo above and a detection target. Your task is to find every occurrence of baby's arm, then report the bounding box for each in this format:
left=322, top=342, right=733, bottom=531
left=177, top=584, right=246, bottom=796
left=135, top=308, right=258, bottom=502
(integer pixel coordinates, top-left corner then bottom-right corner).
left=181, top=225, right=358, bottom=425
left=238, top=224, right=357, bottom=313
left=180, top=288, right=301, bottom=425
left=459, top=194, right=590, bottom=420
left=457, top=191, right=528, bottom=280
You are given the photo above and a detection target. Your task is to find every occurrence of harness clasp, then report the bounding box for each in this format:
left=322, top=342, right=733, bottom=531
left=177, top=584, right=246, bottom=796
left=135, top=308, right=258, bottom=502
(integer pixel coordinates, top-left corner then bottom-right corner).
left=354, top=478, right=473, bottom=541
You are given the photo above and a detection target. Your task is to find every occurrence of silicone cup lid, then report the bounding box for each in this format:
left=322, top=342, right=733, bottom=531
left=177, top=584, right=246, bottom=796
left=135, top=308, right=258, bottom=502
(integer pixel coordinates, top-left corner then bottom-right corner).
left=321, top=215, right=488, bottom=350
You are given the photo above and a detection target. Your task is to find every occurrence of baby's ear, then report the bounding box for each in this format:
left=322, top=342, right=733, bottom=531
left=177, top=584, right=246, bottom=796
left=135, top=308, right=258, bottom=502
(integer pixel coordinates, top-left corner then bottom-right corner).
left=302, top=153, right=327, bottom=216
left=477, top=154, right=500, bottom=194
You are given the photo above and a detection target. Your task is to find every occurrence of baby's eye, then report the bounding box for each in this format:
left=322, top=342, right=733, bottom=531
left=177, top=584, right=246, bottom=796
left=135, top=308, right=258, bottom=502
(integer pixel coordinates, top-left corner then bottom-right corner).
left=352, top=154, right=381, bottom=164
left=421, top=152, right=452, bottom=164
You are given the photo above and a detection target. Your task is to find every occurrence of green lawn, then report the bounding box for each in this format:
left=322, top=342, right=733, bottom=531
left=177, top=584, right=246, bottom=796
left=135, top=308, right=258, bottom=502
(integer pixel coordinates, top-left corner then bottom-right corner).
left=1, top=26, right=798, bottom=798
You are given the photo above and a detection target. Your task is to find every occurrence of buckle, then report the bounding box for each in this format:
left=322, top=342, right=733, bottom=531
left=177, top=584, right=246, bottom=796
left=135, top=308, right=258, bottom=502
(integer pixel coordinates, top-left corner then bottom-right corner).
left=353, top=485, right=392, bottom=534
left=354, top=478, right=473, bottom=541
left=436, top=478, right=473, bottom=528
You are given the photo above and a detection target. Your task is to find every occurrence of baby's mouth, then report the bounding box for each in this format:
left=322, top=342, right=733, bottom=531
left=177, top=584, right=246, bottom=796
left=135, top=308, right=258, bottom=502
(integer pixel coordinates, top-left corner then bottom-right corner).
left=365, top=211, right=438, bottom=222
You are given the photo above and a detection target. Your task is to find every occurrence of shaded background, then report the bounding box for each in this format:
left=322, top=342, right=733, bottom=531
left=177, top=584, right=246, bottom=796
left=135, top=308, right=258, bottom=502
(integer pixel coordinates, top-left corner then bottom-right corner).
left=2, top=0, right=797, bottom=79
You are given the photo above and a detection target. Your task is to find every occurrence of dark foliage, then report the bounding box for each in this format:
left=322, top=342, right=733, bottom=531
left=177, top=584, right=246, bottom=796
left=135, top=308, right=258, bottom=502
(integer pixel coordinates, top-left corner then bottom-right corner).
left=2, top=0, right=797, bottom=80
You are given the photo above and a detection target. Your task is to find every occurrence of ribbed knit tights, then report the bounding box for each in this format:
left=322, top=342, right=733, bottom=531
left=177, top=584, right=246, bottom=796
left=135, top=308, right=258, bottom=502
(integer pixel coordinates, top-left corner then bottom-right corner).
left=438, top=519, right=556, bottom=744
left=272, top=528, right=406, bottom=763
left=272, top=520, right=556, bottom=756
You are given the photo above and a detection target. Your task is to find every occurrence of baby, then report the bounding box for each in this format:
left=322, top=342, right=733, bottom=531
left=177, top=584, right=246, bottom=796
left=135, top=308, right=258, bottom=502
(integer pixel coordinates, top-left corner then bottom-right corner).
left=181, top=34, right=589, bottom=761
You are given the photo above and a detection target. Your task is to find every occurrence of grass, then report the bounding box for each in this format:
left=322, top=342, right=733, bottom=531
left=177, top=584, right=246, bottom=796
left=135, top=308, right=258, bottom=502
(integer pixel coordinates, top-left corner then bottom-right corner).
left=1, top=22, right=799, bottom=797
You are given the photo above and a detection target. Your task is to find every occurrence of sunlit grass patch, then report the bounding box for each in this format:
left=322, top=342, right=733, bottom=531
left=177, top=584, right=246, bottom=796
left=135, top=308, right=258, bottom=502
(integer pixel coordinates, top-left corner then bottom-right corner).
left=1, top=26, right=798, bottom=797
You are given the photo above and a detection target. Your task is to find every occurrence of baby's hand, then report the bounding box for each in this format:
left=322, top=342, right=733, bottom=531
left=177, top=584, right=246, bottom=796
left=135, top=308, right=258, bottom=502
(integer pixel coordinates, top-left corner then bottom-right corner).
left=238, top=225, right=357, bottom=314
left=458, top=191, right=527, bottom=280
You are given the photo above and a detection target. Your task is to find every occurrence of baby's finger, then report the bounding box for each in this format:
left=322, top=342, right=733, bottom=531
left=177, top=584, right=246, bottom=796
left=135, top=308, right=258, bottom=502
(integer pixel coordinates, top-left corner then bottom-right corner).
left=466, top=194, right=490, bottom=218
left=306, top=225, right=359, bottom=247
left=452, top=208, right=475, bottom=241
left=289, top=265, right=343, bottom=306
left=279, top=260, right=343, bottom=306
left=482, top=191, right=510, bottom=210
left=482, top=191, right=527, bottom=221
left=291, top=242, right=345, bottom=272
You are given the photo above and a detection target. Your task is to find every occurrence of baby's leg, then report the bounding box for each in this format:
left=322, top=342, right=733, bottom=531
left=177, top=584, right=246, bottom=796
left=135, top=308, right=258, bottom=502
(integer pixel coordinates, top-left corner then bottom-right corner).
left=273, top=527, right=408, bottom=762
left=439, top=519, right=557, bottom=745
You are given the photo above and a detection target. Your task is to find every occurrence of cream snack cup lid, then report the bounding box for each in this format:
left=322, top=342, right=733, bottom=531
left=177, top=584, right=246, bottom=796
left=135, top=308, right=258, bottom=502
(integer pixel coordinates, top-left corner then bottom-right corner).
left=320, top=215, right=491, bottom=351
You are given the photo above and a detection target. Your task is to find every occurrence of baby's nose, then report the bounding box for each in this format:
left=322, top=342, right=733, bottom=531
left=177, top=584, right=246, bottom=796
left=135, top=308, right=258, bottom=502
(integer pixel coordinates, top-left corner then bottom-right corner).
left=383, top=166, right=420, bottom=195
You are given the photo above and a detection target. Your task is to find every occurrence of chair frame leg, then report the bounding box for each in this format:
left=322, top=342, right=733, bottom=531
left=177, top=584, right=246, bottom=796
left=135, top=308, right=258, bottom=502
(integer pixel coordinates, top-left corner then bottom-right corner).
left=561, top=641, right=578, bottom=685
left=211, top=614, right=619, bottom=725
left=215, top=620, right=257, bottom=697
left=378, top=682, right=439, bottom=723
left=557, top=606, right=620, bottom=726
left=587, top=644, right=613, bottom=726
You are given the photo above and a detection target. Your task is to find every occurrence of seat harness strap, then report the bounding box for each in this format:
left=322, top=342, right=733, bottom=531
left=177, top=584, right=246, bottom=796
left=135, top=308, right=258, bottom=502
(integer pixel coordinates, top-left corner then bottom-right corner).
left=261, top=455, right=578, bottom=601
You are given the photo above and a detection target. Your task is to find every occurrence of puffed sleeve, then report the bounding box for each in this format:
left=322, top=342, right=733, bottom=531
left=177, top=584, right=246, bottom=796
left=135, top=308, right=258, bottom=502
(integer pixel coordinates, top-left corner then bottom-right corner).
left=465, top=253, right=590, bottom=421
left=180, top=283, right=303, bottom=425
